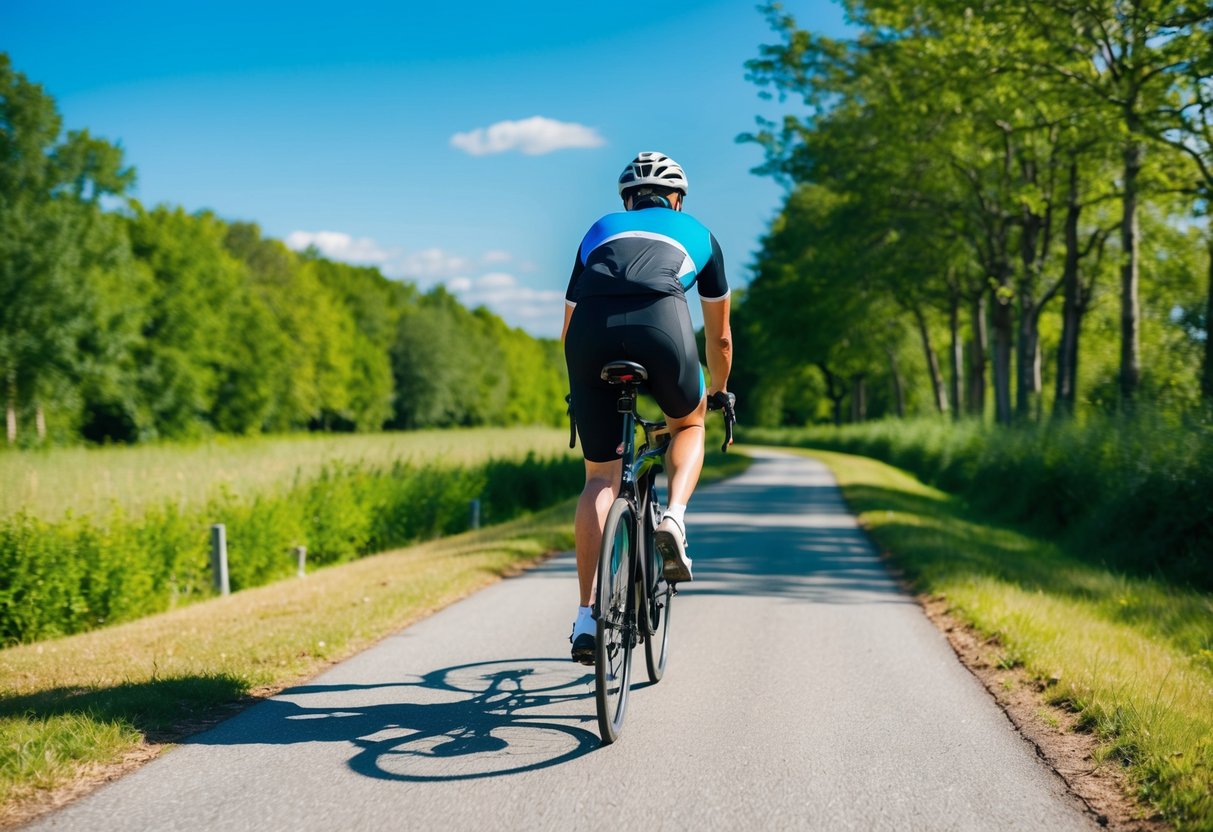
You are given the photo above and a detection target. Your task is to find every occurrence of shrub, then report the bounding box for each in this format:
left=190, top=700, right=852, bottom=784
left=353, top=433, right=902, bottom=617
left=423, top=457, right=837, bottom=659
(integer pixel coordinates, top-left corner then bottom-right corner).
left=747, top=413, right=1213, bottom=590
left=0, top=454, right=582, bottom=643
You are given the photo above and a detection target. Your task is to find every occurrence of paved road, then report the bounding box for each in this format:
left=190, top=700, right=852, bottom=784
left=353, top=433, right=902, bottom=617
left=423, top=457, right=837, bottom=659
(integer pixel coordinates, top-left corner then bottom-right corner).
left=30, top=449, right=1097, bottom=831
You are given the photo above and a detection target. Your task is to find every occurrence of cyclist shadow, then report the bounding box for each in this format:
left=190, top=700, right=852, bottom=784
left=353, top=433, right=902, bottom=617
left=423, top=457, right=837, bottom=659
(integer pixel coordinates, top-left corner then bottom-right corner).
left=187, top=657, right=601, bottom=781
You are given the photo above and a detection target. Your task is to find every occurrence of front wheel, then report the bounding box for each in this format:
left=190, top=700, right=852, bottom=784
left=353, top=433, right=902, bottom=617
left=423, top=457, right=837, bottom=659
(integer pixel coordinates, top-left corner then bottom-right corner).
left=595, top=497, right=635, bottom=744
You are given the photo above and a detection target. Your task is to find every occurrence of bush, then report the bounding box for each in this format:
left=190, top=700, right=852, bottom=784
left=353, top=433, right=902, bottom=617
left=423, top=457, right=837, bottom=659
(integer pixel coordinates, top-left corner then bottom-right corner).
left=0, top=454, right=582, bottom=644
left=746, top=413, right=1213, bottom=590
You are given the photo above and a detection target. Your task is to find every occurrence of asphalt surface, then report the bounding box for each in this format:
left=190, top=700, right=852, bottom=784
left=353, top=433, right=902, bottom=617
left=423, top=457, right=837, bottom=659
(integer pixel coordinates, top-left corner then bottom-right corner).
left=29, top=449, right=1098, bottom=831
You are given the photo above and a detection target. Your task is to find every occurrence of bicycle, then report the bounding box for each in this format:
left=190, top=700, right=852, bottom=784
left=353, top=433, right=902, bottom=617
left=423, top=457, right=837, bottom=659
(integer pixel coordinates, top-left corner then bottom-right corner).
left=572, top=360, right=735, bottom=744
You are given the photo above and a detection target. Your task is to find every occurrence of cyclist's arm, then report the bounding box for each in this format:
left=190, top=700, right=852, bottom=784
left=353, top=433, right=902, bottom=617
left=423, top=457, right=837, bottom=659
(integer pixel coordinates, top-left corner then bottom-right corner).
left=702, top=294, right=732, bottom=395
left=562, top=250, right=584, bottom=345
left=561, top=303, right=574, bottom=344
left=698, top=235, right=731, bottom=394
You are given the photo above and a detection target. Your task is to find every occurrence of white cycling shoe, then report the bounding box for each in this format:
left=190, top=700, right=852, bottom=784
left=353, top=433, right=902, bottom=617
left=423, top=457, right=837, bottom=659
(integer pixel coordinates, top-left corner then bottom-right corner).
left=654, top=515, right=693, bottom=582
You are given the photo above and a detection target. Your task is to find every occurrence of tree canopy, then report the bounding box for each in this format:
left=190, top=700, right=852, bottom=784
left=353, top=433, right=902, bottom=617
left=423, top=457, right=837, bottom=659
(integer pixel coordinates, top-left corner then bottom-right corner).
left=736, top=0, right=1211, bottom=425
left=1, top=54, right=567, bottom=445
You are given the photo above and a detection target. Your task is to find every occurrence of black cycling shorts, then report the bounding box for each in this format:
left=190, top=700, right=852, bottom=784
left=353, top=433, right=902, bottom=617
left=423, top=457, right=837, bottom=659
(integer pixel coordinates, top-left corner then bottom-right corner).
left=564, top=294, right=705, bottom=463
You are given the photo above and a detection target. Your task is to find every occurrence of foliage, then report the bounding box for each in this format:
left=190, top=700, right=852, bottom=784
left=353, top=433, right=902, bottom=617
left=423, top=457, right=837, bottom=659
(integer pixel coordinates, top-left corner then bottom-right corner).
left=0, top=453, right=582, bottom=643
left=738, top=1, right=1213, bottom=426
left=0, top=54, right=567, bottom=446
left=747, top=414, right=1213, bottom=590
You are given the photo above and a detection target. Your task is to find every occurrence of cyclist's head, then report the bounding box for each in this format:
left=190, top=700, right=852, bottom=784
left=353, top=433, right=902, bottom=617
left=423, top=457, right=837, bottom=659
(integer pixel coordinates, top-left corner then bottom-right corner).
left=618, top=152, right=687, bottom=211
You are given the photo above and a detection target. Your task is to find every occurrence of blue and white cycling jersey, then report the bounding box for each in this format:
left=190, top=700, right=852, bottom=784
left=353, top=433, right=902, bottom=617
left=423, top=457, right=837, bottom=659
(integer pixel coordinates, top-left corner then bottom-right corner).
left=564, top=205, right=729, bottom=306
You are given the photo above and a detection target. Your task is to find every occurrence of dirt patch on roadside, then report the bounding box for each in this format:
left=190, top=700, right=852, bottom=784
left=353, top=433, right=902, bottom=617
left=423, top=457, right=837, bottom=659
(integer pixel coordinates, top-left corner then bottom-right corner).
left=914, top=588, right=1172, bottom=832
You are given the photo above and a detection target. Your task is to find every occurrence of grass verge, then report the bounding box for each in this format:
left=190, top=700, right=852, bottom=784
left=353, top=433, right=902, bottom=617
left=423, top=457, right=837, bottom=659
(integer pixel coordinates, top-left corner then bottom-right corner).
left=797, top=448, right=1213, bottom=831
left=0, top=448, right=749, bottom=825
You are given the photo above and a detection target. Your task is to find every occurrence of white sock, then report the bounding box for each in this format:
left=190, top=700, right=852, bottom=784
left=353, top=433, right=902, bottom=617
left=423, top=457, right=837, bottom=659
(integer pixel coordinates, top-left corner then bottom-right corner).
left=663, top=503, right=687, bottom=527
left=572, top=605, right=594, bottom=639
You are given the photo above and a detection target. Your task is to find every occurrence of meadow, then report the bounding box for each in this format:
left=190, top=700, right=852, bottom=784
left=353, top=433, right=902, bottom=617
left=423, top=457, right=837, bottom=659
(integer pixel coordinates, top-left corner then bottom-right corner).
left=0, top=427, right=572, bottom=520
left=0, top=428, right=580, bottom=643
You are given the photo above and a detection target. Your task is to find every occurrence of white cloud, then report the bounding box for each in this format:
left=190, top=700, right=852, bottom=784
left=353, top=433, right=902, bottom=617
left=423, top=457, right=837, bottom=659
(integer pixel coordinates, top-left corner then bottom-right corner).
left=394, top=247, right=472, bottom=281
left=284, top=231, right=391, bottom=264
left=284, top=231, right=562, bottom=335
left=450, top=116, right=606, bottom=156
left=445, top=272, right=565, bottom=337
left=285, top=233, right=479, bottom=284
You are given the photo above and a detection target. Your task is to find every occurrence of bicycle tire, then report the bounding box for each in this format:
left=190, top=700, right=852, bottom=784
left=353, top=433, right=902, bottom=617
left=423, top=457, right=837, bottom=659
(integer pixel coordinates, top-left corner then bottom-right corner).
left=643, top=493, right=672, bottom=683
left=595, top=497, right=635, bottom=744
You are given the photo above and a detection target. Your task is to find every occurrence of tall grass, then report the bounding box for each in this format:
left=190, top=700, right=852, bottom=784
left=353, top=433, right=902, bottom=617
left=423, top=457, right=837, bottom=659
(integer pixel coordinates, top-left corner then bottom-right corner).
left=746, top=414, right=1213, bottom=590
left=0, top=427, right=571, bottom=519
left=0, top=453, right=582, bottom=644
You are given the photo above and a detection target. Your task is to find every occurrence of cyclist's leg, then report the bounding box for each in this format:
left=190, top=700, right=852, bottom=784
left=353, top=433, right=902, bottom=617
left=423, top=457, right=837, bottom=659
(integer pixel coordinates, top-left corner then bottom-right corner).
left=574, top=458, right=621, bottom=606
left=624, top=295, right=706, bottom=512
left=563, top=299, right=626, bottom=607
left=664, top=396, right=707, bottom=509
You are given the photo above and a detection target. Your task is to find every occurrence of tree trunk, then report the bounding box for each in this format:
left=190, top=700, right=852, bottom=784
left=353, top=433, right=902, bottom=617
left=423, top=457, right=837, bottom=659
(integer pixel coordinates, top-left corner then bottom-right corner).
left=949, top=294, right=963, bottom=420
left=991, top=282, right=1014, bottom=425
left=850, top=374, right=867, bottom=423
left=1119, top=138, right=1142, bottom=402
left=913, top=305, right=949, bottom=415
left=1015, top=294, right=1041, bottom=421
left=5, top=368, right=15, bottom=445
left=1054, top=163, right=1083, bottom=418
left=817, top=363, right=847, bottom=427
left=1203, top=236, right=1213, bottom=402
left=968, top=292, right=988, bottom=417
left=887, top=348, right=906, bottom=418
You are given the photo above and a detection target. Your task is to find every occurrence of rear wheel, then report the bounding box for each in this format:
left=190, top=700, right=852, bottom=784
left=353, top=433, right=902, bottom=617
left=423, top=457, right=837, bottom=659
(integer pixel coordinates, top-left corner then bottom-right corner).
left=595, top=497, right=635, bottom=744
left=643, top=495, right=673, bottom=683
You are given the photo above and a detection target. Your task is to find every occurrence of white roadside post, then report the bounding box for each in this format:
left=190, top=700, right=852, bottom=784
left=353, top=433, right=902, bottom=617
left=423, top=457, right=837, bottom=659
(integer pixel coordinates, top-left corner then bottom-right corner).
left=210, top=523, right=230, bottom=596
left=295, top=545, right=307, bottom=577
left=469, top=499, right=481, bottom=530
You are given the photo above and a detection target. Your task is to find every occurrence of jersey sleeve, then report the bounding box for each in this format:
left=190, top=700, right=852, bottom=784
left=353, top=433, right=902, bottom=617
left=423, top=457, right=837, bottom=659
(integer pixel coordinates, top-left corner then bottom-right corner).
left=564, top=249, right=585, bottom=307
left=697, top=234, right=729, bottom=302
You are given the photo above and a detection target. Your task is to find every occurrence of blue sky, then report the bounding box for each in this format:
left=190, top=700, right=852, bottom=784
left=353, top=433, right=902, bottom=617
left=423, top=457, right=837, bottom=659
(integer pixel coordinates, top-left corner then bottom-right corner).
left=3, top=1, right=848, bottom=337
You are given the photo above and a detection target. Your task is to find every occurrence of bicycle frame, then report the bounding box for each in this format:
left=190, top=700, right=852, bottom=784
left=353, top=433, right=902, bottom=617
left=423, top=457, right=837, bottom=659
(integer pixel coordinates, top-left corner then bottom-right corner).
left=610, top=382, right=673, bottom=645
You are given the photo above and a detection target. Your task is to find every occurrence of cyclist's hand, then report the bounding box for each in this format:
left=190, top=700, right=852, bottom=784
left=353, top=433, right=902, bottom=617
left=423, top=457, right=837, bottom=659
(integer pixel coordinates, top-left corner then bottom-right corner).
left=707, top=390, right=736, bottom=452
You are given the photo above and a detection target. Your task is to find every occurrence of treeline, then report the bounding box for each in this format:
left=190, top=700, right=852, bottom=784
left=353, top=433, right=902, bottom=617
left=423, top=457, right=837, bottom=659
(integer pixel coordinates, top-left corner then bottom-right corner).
left=0, top=54, right=566, bottom=445
left=734, top=1, right=1211, bottom=426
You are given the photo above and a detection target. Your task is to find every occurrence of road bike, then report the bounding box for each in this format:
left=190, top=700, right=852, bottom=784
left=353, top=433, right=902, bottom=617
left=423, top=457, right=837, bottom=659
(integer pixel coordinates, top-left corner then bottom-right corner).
left=576, top=360, right=735, bottom=744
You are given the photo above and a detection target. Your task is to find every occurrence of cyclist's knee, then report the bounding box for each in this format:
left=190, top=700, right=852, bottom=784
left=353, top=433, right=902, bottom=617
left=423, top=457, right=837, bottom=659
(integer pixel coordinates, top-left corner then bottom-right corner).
left=667, top=399, right=706, bottom=435
left=583, top=458, right=621, bottom=490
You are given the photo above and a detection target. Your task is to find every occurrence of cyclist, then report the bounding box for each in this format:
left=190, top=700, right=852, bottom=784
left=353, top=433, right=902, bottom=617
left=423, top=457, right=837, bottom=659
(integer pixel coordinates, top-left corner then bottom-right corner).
left=561, top=151, right=732, bottom=664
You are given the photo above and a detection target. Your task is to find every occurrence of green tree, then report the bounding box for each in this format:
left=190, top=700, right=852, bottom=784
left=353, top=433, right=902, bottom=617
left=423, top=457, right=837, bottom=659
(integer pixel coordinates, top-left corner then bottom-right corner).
left=0, top=54, right=136, bottom=444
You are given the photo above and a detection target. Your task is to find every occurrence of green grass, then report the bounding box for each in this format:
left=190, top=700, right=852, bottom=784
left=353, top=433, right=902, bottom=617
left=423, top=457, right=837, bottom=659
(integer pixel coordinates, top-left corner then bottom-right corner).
left=0, top=447, right=749, bottom=821
left=0, top=427, right=572, bottom=519
left=745, top=415, right=1213, bottom=591
left=799, top=447, right=1213, bottom=831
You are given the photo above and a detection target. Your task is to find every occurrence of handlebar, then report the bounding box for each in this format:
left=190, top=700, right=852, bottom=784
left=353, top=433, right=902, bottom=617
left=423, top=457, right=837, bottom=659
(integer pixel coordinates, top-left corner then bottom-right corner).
left=707, top=391, right=737, bottom=453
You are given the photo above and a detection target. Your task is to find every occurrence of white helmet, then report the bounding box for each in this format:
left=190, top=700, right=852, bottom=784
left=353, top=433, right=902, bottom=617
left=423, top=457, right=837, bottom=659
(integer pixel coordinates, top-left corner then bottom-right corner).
left=617, top=152, right=689, bottom=196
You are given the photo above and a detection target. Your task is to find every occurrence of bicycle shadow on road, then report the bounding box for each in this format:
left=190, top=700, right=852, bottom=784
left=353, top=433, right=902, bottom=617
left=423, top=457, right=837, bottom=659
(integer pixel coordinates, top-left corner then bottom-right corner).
left=185, top=657, right=601, bottom=782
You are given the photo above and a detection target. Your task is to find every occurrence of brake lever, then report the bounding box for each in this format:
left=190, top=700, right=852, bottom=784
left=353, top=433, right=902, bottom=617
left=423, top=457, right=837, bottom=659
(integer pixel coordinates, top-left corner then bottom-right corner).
left=707, top=392, right=737, bottom=453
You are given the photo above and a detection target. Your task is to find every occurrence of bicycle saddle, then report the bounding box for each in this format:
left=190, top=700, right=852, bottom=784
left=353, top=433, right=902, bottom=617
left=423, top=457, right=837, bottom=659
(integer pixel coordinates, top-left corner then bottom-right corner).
left=600, top=361, right=648, bottom=384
